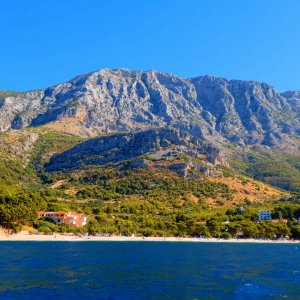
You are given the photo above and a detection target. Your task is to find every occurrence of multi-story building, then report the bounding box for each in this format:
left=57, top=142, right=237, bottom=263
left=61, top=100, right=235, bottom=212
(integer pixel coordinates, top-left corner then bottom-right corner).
left=258, top=210, right=272, bottom=221
left=38, top=211, right=87, bottom=227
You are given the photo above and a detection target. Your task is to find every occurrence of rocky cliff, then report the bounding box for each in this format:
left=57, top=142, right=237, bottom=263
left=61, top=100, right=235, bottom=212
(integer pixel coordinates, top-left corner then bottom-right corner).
left=46, top=128, right=228, bottom=173
left=0, top=69, right=299, bottom=147
left=281, top=91, right=300, bottom=119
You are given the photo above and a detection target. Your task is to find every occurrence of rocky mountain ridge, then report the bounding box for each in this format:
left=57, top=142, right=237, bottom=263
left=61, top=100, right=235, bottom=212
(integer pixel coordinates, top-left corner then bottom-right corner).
left=46, top=128, right=229, bottom=175
left=0, top=68, right=299, bottom=148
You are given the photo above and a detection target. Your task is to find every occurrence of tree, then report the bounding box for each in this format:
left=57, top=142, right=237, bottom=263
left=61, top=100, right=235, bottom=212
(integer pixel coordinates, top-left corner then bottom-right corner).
left=273, top=223, right=290, bottom=238
left=240, top=221, right=259, bottom=238
left=87, top=219, right=101, bottom=236
left=192, top=224, right=211, bottom=237
left=227, top=222, right=242, bottom=235
left=221, top=232, right=232, bottom=239
left=207, top=220, right=225, bottom=237
left=258, top=222, right=276, bottom=239
left=291, top=225, right=300, bottom=239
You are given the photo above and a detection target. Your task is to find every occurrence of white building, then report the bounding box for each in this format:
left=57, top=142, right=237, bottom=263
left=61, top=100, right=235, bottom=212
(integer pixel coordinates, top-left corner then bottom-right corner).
left=258, top=210, right=272, bottom=221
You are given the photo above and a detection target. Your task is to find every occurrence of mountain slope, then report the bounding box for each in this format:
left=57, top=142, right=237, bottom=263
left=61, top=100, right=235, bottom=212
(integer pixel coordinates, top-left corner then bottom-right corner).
left=43, top=128, right=287, bottom=206
left=281, top=91, right=300, bottom=119
left=45, top=128, right=228, bottom=172
left=0, top=69, right=299, bottom=147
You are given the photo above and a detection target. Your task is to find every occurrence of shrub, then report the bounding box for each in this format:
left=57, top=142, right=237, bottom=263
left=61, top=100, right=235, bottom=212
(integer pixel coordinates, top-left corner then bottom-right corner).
left=221, top=232, right=232, bottom=239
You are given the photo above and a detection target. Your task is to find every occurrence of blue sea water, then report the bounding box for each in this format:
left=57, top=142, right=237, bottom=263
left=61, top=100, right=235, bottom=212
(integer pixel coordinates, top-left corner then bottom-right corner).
left=0, top=242, right=299, bottom=300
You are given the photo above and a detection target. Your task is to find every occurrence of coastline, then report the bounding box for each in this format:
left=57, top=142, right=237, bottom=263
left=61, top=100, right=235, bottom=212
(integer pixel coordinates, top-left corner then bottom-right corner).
left=0, top=231, right=299, bottom=243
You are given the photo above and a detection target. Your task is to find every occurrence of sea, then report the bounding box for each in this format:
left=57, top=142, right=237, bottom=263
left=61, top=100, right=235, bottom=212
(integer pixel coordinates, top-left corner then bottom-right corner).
left=0, top=242, right=299, bottom=299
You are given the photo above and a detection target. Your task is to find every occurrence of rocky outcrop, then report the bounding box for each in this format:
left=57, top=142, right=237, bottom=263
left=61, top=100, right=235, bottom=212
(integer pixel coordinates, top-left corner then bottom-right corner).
left=206, top=145, right=230, bottom=168
left=0, top=131, right=39, bottom=164
left=281, top=91, right=300, bottom=120
left=168, top=161, right=220, bottom=177
left=124, top=157, right=222, bottom=177
left=45, top=128, right=228, bottom=172
left=0, top=69, right=299, bottom=147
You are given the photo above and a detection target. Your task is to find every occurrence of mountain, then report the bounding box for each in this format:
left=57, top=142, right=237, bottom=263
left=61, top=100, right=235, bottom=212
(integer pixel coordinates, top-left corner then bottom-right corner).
left=1, top=69, right=299, bottom=237
left=0, top=69, right=299, bottom=148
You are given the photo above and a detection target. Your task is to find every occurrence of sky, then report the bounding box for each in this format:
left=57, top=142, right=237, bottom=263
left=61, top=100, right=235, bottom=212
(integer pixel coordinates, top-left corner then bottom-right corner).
left=0, top=0, right=299, bottom=92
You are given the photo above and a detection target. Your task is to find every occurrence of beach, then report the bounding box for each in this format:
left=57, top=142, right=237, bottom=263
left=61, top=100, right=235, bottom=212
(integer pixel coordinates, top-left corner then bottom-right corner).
left=0, top=230, right=299, bottom=243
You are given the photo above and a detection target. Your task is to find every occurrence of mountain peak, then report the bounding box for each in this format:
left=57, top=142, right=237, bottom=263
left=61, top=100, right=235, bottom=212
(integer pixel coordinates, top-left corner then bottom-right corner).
left=0, top=68, right=299, bottom=148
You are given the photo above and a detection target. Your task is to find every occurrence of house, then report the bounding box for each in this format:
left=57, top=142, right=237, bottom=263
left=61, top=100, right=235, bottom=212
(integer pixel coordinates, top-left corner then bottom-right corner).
left=38, top=211, right=87, bottom=227
left=258, top=210, right=272, bottom=221
left=233, top=231, right=244, bottom=238
left=272, top=219, right=288, bottom=224
left=196, top=221, right=207, bottom=225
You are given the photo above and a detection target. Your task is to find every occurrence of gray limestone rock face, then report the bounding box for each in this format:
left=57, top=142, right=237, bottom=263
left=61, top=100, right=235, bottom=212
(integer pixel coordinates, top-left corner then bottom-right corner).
left=45, top=128, right=228, bottom=172
left=281, top=91, right=300, bottom=125
left=0, top=68, right=299, bottom=147
left=0, top=131, right=39, bottom=164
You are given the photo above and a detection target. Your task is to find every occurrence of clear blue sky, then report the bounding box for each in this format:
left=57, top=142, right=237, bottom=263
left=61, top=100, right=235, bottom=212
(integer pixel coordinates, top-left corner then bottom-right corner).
left=0, top=0, right=299, bottom=92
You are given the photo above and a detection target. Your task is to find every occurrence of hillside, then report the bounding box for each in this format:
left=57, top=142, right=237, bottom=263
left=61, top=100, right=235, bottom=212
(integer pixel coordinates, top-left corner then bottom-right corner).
left=0, top=126, right=297, bottom=237
left=40, top=128, right=286, bottom=208
left=229, top=147, right=300, bottom=193
left=0, top=127, right=288, bottom=206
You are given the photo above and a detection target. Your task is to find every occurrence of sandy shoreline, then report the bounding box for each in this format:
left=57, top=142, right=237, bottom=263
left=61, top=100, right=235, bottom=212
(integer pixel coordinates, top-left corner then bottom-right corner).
left=0, top=231, right=299, bottom=243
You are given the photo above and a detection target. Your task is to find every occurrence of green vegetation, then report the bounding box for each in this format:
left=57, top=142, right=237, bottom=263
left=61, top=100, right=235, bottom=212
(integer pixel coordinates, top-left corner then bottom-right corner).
left=0, top=90, right=19, bottom=99
left=230, top=150, right=300, bottom=193
left=63, top=168, right=234, bottom=201
left=33, top=219, right=85, bottom=235
left=0, top=184, right=46, bottom=231
left=0, top=159, right=37, bottom=186
left=69, top=198, right=300, bottom=238
left=30, top=131, right=84, bottom=179
left=0, top=129, right=300, bottom=239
